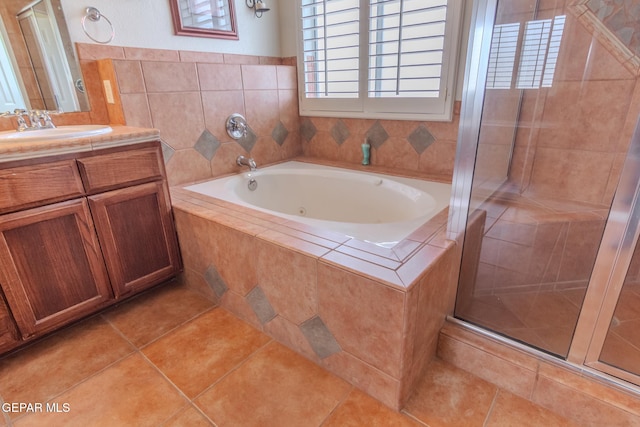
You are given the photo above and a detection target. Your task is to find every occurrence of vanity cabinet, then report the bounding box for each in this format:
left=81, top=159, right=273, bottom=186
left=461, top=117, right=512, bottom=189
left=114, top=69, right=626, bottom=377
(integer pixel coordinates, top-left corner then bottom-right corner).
left=0, top=293, right=19, bottom=353
left=77, top=145, right=181, bottom=298
left=89, top=181, right=180, bottom=297
left=0, top=141, right=181, bottom=351
left=0, top=199, right=113, bottom=338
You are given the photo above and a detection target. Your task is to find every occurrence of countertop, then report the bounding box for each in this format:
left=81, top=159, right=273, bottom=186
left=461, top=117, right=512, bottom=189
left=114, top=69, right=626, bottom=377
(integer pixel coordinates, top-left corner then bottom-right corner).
left=0, top=126, right=160, bottom=163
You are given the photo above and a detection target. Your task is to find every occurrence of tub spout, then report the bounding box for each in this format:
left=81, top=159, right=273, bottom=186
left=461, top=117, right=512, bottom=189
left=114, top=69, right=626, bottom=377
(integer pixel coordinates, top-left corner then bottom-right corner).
left=236, top=155, right=257, bottom=171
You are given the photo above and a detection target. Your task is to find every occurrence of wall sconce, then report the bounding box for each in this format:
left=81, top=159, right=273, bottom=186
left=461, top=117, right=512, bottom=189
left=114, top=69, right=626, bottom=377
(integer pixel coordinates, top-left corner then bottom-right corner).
left=246, top=0, right=270, bottom=18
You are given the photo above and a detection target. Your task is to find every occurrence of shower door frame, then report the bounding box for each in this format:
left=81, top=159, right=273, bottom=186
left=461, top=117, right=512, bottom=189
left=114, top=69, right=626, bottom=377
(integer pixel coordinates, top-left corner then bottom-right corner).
left=568, top=116, right=640, bottom=387
left=449, top=0, right=640, bottom=391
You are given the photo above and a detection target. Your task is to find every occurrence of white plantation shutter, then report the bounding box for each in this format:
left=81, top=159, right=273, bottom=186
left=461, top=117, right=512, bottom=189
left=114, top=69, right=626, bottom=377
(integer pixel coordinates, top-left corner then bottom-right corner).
left=301, top=0, right=360, bottom=98
left=368, top=0, right=447, bottom=98
left=297, top=0, right=463, bottom=121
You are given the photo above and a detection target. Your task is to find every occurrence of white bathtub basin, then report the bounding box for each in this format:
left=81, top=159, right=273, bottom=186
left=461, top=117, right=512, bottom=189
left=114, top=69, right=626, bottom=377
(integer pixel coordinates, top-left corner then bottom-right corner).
left=0, top=125, right=112, bottom=142
left=185, top=161, right=451, bottom=247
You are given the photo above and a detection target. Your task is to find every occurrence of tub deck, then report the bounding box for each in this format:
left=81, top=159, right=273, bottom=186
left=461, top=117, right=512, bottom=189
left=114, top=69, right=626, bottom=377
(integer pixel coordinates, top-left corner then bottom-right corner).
left=170, top=163, right=458, bottom=409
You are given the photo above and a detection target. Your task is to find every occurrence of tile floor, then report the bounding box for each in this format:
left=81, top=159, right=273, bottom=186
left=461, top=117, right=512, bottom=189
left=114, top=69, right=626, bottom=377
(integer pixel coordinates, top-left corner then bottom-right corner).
left=0, top=281, right=576, bottom=426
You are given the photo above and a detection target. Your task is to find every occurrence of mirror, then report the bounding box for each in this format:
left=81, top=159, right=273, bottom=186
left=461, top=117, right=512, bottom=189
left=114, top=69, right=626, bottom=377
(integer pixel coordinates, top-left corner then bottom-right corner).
left=0, top=0, right=89, bottom=113
left=170, top=0, right=238, bottom=40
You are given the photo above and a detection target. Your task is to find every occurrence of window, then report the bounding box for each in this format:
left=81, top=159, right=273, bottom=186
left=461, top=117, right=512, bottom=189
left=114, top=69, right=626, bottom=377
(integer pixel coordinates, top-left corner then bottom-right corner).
left=297, top=0, right=463, bottom=121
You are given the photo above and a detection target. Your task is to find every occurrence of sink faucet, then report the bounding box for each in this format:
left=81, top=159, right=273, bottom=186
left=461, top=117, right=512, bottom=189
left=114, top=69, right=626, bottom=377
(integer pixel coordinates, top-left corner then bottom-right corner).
left=236, top=155, right=257, bottom=171
left=1, top=109, right=57, bottom=131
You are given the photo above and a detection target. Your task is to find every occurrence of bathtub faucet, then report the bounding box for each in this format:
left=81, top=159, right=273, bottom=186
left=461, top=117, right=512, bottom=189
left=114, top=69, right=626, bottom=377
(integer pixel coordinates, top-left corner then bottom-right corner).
left=236, top=155, right=257, bottom=171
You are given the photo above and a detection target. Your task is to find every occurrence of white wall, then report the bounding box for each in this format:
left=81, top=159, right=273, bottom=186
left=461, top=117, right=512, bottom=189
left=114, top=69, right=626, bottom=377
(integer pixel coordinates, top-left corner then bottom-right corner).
left=278, top=0, right=297, bottom=57
left=61, top=0, right=472, bottom=101
left=60, top=0, right=282, bottom=57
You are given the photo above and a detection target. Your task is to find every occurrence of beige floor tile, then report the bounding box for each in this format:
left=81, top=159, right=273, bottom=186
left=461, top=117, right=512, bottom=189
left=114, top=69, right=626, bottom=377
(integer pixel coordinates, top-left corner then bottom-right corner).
left=143, top=308, right=270, bottom=398
left=163, top=405, right=214, bottom=426
left=0, top=316, right=133, bottom=416
left=13, top=354, right=187, bottom=427
left=322, top=389, right=422, bottom=427
left=485, top=390, right=577, bottom=426
left=103, top=282, right=215, bottom=347
left=195, top=341, right=351, bottom=427
left=404, top=359, right=497, bottom=427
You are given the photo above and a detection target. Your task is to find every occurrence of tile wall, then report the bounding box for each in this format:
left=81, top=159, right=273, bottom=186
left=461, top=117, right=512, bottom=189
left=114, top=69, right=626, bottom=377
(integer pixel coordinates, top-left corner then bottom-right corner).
left=455, top=0, right=640, bottom=358
left=457, top=0, right=640, bottom=307
left=299, top=107, right=460, bottom=180
left=72, top=43, right=460, bottom=186
left=509, top=3, right=640, bottom=206
left=74, top=44, right=302, bottom=187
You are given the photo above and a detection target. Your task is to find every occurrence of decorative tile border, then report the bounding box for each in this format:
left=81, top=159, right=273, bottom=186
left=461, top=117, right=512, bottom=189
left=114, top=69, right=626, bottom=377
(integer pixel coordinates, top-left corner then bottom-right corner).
left=570, top=0, right=640, bottom=76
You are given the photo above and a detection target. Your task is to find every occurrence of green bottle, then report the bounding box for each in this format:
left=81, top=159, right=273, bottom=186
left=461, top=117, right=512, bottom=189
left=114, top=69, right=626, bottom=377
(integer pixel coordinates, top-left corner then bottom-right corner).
left=362, top=139, right=370, bottom=165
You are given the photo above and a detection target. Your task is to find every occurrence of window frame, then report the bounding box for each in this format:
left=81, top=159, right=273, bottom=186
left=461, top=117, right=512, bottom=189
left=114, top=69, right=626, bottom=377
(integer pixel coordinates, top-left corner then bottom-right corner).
left=295, top=0, right=464, bottom=122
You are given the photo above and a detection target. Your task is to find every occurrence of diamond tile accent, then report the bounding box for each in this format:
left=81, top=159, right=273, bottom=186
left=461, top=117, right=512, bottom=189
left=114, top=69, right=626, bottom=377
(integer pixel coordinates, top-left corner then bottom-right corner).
left=330, top=120, right=350, bottom=146
left=194, top=130, right=221, bottom=161
left=366, top=121, right=389, bottom=149
left=160, top=141, right=175, bottom=163
left=272, top=121, right=289, bottom=146
left=300, top=118, right=317, bottom=142
left=407, top=125, right=436, bottom=154
left=236, top=126, right=258, bottom=153
left=204, top=265, right=228, bottom=298
left=246, top=286, right=277, bottom=325
left=299, top=316, right=341, bottom=359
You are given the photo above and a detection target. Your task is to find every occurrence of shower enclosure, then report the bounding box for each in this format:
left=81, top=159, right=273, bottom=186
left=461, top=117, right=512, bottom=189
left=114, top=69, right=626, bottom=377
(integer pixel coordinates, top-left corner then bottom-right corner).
left=450, top=0, right=640, bottom=388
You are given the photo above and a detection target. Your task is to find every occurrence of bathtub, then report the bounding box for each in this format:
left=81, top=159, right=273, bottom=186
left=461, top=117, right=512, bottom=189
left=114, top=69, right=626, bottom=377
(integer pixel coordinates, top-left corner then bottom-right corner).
left=184, top=161, right=451, bottom=247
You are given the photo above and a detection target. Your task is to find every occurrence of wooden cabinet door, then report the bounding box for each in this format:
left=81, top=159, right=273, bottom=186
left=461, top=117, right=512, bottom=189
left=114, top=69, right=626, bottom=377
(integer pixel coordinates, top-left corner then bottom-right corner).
left=88, top=181, right=181, bottom=298
left=0, top=199, right=112, bottom=338
left=0, top=292, right=19, bottom=353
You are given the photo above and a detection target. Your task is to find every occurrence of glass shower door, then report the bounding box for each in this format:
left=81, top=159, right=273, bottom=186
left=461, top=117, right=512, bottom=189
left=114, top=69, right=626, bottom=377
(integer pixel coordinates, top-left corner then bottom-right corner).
left=452, top=0, right=640, bottom=362
left=599, top=247, right=640, bottom=378
left=571, top=114, right=640, bottom=384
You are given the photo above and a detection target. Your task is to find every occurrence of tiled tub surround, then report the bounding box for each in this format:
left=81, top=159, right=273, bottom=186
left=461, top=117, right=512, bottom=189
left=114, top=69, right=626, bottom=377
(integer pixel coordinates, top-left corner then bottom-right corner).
left=171, top=161, right=458, bottom=410
left=73, top=43, right=461, bottom=188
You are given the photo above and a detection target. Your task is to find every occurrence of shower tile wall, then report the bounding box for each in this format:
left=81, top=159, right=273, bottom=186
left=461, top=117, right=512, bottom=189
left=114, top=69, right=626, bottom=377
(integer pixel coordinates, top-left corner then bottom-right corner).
left=510, top=5, right=640, bottom=205
left=73, top=43, right=461, bottom=185
left=457, top=0, right=640, bottom=358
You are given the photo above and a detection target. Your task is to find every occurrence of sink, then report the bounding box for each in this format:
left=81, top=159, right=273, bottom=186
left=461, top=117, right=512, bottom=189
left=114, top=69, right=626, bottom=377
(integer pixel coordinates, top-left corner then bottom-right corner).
left=0, top=125, right=112, bottom=142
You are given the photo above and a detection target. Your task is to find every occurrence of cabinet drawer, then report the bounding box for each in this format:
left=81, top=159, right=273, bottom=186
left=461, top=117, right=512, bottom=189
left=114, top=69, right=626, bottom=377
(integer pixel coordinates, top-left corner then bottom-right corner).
left=77, top=145, right=164, bottom=193
left=0, top=160, right=84, bottom=214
